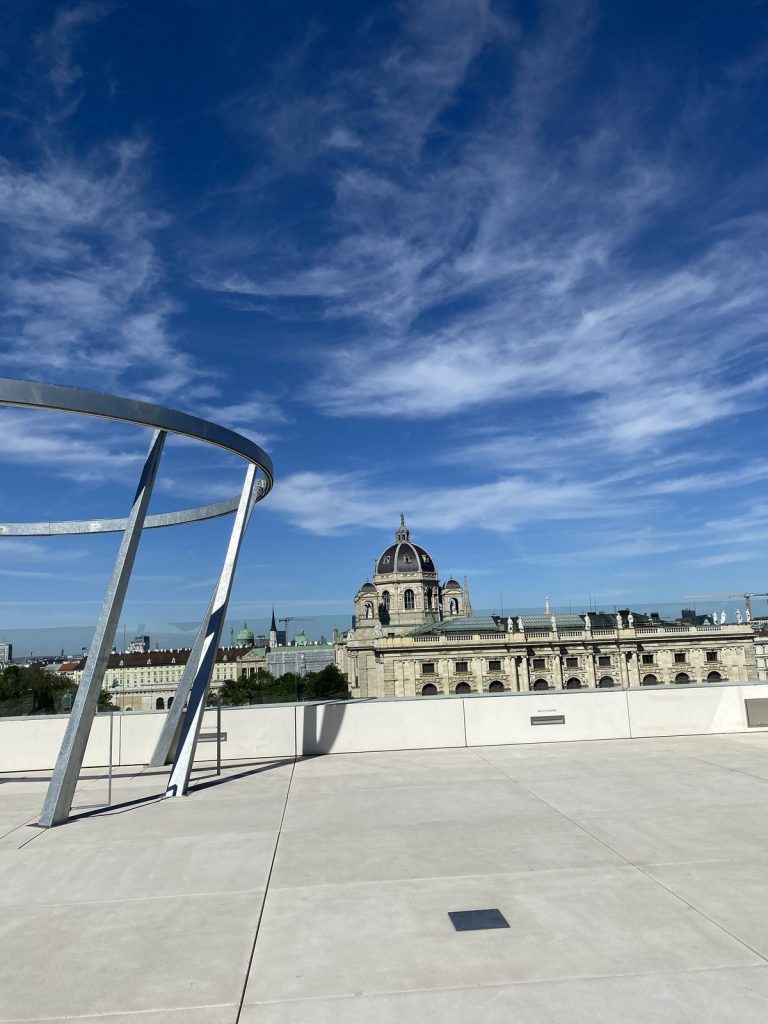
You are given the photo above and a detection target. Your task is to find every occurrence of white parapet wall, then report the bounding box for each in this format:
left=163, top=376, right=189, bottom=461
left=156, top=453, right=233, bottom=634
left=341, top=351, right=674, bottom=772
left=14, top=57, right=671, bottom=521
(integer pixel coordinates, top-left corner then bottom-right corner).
left=2, top=680, right=768, bottom=773
left=463, top=687, right=632, bottom=746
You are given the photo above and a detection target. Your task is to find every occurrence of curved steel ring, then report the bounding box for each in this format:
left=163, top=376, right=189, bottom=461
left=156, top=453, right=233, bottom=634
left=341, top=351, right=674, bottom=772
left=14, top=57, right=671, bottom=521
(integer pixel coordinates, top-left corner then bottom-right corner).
left=0, top=378, right=274, bottom=536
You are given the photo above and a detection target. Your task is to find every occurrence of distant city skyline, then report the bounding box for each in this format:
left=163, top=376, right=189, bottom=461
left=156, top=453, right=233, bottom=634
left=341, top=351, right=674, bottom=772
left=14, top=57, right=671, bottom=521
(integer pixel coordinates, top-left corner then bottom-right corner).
left=1, top=2, right=767, bottom=626
left=3, top=596, right=766, bottom=660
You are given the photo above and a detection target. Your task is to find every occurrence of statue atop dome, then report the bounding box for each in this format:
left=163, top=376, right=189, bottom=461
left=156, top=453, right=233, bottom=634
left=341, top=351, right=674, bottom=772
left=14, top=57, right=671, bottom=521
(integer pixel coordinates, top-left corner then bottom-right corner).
left=396, top=513, right=411, bottom=543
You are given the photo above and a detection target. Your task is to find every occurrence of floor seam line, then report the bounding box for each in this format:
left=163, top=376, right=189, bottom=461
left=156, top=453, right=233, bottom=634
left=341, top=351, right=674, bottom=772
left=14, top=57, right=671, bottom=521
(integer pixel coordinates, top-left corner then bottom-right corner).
left=235, top=753, right=297, bottom=1023
left=241, top=959, right=768, bottom=1008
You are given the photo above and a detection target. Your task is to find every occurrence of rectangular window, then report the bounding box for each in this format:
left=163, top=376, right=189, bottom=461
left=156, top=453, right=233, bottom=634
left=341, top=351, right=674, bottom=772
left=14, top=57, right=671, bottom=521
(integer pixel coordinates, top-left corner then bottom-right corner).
left=706, top=651, right=718, bottom=662
left=488, top=659, right=502, bottom=671
left=422, top=663, right=435, bottom=674
left=565, top=657, right=578, bottom=667
left=455, top=661, right=468, bottom=673
left=642, top=654, right=654, bottom=665
left=675, top=653, right=686, bottom=664
left=532, top=658, right=546, bottom=670
left=598, top=655, right=611, bottom=666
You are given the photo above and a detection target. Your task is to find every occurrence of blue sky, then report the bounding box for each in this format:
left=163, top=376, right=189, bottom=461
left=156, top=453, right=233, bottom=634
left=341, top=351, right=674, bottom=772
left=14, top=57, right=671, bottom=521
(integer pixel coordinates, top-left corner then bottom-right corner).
left=1, top=0, right=768, bottom=646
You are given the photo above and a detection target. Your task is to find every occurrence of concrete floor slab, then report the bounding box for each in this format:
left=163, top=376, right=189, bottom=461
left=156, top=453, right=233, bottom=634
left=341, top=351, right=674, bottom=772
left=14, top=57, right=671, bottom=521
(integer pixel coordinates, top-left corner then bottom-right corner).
left=241, top=965, right=768, bottom=1024
left=645, top=858, right=768, bottom=955
left=270, top=815, right=624, bottom=888
left=3, top=733, right=768, bottom=1021
left=0, top=829, right=279, bottom=905
left=40, top=789, right=290, bottom=847
left=280, top=778, right=562, bottom=832
left=512, top=767, right=768, bottom=817
left=243, top=867, right=760, bottom=1003
left=289, top=748, right=507, bottom=792
left=0, top=891, right=264, bottom=1021
left=573, top=802, right=768, bottom=865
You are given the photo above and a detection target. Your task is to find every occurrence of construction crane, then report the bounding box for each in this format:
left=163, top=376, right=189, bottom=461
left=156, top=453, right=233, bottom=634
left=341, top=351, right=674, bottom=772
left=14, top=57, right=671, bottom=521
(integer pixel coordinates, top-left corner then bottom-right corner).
left=684, top=592, right=768, bottom=619
left=278, top=616, right=316, bottom=644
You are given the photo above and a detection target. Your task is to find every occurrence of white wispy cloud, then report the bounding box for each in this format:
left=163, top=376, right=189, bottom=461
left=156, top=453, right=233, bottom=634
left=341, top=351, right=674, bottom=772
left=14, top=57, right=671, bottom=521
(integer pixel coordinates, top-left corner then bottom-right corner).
left=34, top=1, right=110, bottom=97
left=687, top=551, right=758, bottom=569
left=0, top=137, right=201, bottom=400
left=265, top=468, right=625, bottom=536
left=0, top=409, right=144, bottom=480
left=202, top=0, right=768, bottom=462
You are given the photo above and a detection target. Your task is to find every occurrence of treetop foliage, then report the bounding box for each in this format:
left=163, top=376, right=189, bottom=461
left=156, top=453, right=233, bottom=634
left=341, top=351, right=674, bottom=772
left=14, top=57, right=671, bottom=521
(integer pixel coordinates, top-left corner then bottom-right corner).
left=0, top=663, right=116, bottom=717
left=218, top=664, right=350, bottom=706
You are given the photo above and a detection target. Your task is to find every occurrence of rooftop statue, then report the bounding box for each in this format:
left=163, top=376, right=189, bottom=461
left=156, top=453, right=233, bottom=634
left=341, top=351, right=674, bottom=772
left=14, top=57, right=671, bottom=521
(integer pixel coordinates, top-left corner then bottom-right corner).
left=720, top=610, right=727, bottom=624
left=736, top=609, right=743, bottom=625
left=616, top=612, right=624, bottom=629
left=627, top=612, right=634, bottom=628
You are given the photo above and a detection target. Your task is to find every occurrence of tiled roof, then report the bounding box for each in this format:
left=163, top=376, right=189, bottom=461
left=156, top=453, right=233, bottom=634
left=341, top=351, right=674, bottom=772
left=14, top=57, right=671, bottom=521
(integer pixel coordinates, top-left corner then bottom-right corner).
left=61, top=647, right=244, bottom=672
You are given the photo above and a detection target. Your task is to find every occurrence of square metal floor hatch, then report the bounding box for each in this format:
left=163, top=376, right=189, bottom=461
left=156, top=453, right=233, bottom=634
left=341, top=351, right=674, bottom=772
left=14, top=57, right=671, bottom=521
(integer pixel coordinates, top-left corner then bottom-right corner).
left=448, top=908, right=510, bottom=931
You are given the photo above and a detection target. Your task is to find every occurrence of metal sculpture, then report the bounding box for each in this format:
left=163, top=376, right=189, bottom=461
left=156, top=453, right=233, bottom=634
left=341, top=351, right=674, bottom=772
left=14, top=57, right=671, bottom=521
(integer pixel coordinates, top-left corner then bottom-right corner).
left=0, top=379, right=273, bottom=826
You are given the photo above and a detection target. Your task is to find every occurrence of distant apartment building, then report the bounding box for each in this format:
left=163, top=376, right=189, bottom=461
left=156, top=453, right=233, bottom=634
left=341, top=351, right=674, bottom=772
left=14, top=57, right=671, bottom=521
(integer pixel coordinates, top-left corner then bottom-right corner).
left=0, top=642, right=12, bottom=665
left=59, top=647, right=245, bottom=712
left=337, top=520, right=758, bottom=698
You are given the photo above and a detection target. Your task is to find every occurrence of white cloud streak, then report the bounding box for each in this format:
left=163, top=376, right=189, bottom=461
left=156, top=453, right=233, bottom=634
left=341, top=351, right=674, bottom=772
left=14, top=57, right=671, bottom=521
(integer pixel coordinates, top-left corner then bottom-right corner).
left=203, top=0, right=768, bottom=459
left=266, top=467, right=626, bottom=536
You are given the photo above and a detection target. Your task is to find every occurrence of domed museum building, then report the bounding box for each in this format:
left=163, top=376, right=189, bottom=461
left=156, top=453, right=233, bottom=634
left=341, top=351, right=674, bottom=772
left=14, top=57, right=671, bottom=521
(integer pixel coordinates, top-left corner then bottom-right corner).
left=336, top=518, right=757, bottom=699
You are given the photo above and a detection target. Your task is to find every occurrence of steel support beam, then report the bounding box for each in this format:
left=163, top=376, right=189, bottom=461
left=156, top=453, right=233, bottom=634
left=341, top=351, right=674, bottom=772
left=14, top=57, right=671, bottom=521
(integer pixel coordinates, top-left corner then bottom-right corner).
left=149, top=590, right=217, bottom=767
left=165, top=463, right=257, bottom=797
left=38, top=430, right=166, bottom=827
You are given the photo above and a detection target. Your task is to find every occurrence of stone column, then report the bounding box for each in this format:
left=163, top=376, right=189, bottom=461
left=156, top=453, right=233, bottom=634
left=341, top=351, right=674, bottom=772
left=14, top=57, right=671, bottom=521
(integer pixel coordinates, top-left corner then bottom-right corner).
left=508, top=654, right=519, bottom=691
left=518, top=654, right=530, bottom=692
left=554, top=651, right=564, bottom=689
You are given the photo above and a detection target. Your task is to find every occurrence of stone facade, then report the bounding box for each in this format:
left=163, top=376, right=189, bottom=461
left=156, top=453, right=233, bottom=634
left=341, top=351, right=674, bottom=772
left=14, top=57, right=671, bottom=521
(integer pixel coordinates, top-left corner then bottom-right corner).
left=337, top=522, right=758, bottom=698
left=60, top=647, right=247, bottom=712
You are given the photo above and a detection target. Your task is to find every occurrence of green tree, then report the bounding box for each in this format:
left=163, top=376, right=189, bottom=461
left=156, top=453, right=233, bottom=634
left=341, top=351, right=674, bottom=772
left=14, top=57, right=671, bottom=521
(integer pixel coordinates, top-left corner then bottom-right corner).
left=0, top=663, right=79, bottom=716
left=217, top=664, right=350, bottom=706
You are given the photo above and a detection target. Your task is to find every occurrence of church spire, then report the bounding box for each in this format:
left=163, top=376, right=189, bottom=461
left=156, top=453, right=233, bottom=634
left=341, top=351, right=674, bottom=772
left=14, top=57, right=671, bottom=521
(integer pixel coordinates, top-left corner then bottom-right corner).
left=462, top=576, right=473, bottom=617
left=269, top=608, right=278, bottom=649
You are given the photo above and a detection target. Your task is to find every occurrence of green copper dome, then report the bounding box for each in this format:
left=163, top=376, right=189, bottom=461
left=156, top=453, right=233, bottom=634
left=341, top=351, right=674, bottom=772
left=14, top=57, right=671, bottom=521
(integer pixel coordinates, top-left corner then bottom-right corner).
left=235, top=624, right=255, bottom=647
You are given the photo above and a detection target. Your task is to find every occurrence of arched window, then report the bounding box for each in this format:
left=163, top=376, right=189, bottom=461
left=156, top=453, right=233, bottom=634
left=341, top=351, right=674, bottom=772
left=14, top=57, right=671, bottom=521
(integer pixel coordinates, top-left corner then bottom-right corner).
left=455, top=682, right=471, bottom=693
left=155, top=697, right=165, bottom=710
left=532, top=678, right=549, bottom=690
left=565, top=678, right=582, bottom=689
left=598, top=676, right=615, bottom=687
left=641, top=674, right=658, bottom=685
left=404, top=589, right=415, bottom=610
left=675, top=673, right=690, bottom=684
left=382, top=590, right=390, bottom=610
left=425, top=588, right=433, bottom=610
left=488, top=681, right=504, bottom=692
left=449, top=597, right=459, bottom=615
left=421, top=682, right=437, bottom=696
left=707, top=671, right=722, bottom=682
left=124, top=707, right=133, bottom=712
left=168, top=696, right=174, bottom=708
left=364, top=602, right=373, bottom=619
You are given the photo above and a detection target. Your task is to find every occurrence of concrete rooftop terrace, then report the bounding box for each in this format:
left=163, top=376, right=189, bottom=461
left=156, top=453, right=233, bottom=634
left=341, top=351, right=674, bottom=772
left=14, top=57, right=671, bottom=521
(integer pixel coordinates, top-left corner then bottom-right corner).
left=3, top=734, right=768, bottom=1022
